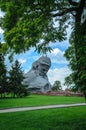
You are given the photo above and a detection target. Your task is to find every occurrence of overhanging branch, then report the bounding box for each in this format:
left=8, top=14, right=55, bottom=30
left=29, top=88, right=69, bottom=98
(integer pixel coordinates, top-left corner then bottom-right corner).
left=52, top=7, right=77, bottom=17
left=77, top=0, right=86, bottom=16
left=68, top=0, right=78, bottom=6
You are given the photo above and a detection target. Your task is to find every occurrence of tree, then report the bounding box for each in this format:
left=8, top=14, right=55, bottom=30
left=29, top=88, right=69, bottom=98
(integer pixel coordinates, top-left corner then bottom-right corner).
left=52, top=80, right=62, bottom=91
left=64, top=75, right=73, bottom=88
left=64, top=74, right=77, bottom=92
left=0, top=0, right=86, bottom=97
left=8, top=60, right=28, bottom=97
left=0, top=47, right=7, bottom=98
left=64, top=24, right=86, bottom=98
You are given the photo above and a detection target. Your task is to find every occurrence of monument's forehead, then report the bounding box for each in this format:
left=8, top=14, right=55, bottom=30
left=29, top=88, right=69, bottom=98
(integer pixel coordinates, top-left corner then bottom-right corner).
left=39, top=56, right=51, bottom=66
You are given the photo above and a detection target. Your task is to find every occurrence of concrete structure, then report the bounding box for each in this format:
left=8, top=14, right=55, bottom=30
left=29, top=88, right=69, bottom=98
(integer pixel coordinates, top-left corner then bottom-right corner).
left=23, top=56, right=51, bottom=92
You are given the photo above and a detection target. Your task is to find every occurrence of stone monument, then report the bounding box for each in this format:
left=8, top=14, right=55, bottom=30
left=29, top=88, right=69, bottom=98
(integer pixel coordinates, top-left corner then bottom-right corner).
left=23, top=56, right=51, bottom=92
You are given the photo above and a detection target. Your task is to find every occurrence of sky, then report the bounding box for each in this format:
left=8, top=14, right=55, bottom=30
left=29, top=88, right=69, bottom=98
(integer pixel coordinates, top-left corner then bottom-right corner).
left=0, top=11, right=72, bottom=90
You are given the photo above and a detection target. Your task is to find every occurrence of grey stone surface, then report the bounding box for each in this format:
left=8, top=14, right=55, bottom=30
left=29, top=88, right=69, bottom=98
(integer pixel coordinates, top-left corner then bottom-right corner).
left=23, top=56, right=51, bottom=92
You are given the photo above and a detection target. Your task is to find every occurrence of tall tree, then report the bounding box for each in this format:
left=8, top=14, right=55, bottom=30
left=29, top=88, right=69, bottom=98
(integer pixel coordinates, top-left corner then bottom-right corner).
left=0, top=45, right=7, bottom=98
left=64, top=39, right=86, bottom=98
left=0, top=0, right=86, bottom=96
left=9, top=60, right=28, bottom=97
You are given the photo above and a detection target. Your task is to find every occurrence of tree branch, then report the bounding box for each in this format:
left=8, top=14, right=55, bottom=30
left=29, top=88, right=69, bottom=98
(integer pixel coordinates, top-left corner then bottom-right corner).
left=52, top=7, right=77, bottom=17
left=68, top=0, right=78, bottom=6
left=75, top=0, right=86, bottom=22
left=77, top=0, right=86, bottom=16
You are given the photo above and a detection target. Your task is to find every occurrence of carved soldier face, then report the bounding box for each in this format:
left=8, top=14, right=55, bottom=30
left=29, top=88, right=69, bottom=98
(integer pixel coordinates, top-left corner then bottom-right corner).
left=38, top=63, right=50, bottom=76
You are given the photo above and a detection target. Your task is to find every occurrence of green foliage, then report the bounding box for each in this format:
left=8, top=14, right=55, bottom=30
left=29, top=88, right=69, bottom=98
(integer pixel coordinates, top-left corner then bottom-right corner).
left=8, top=60, right=28, bottom=97
left=64, top=74, right=74, bottom=88
left=64, top=19, right=86, bottom=98
left=0, top=0, right=69, bottom=54
left=52, top=80, right=62, bottom=90
left=0, top=51, right=8, bottom=98
left=16, top=85, right=29, bottom=98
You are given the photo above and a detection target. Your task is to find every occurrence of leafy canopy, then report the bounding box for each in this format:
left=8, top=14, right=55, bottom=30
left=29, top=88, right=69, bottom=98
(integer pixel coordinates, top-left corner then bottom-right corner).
left=0, top=0, right=77, bottom=54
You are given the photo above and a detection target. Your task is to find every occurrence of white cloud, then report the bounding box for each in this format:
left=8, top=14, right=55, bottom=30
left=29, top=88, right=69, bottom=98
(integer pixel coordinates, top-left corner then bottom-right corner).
left=0, top=10, right=5, bottom=17
left=18, top=59, right=27, bottom=64
left=48, top=47, right=68, bottom=64
left=48, top=67, right=72, bottom=90
left=51, top=48, right=60, bottom=55
left=0, top=11, right=5, bottom=35
left=0, top=27, right=4, bottom=34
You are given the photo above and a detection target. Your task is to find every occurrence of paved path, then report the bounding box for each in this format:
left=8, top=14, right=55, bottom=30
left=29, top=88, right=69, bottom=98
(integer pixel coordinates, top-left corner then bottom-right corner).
left=0, top=103, right=86, bottom=113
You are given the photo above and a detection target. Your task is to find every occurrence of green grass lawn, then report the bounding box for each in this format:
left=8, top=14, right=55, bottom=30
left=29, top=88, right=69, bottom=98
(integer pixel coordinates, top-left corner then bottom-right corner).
left=0, top=106, right=86, bottom=130
left=0, top=94, right=85, bottom=109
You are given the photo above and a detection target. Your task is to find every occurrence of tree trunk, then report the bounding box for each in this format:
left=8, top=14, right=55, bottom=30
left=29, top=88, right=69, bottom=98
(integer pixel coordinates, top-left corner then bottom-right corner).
left=74, top=4, right=86, bottom=96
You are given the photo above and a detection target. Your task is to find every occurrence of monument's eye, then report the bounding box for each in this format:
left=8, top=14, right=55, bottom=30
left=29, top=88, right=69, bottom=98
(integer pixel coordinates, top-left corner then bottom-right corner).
left=43, top=69, right=46, bottom=71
